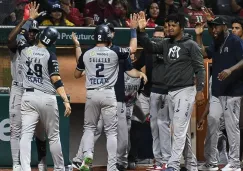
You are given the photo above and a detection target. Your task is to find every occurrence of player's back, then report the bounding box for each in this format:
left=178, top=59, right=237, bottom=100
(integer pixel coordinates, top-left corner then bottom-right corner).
left=21, top=45, right=56, bottom=95
left=83, top=46, right=119, bottom=89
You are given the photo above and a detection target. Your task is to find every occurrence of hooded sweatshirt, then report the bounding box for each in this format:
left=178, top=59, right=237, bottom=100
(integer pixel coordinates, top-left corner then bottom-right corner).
left=138, top=32, right=205, bottom=91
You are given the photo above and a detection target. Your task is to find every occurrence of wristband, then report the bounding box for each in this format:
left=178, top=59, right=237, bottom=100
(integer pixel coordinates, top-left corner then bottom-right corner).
left=53, top=79, right=64, bottom=89
left=130, top=28, right=137, bottom=38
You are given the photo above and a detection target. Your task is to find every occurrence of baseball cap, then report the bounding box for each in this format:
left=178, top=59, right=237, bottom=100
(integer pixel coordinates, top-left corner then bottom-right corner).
left=105, top=22, right=115, bottom=32
left=207, top=17, right=226, bottom=26
left=16, top=0, right=29, bottom=5
left=51, top=3, right=63, bottom=12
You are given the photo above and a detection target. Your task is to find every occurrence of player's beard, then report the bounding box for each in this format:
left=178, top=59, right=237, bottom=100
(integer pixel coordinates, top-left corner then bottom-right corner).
left=213, top=30, right=225, bottom=51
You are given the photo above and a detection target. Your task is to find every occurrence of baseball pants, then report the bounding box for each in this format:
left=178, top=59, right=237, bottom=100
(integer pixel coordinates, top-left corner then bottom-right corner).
left=167, top=86, right=197, bottom=171
left=82, top=88, right=118, bottom=171
left=219, top=96, right=241, bottom=168
left=132, top=93, right=150, bottom=123
left=129, top=93, right=153, bottom=162
left=73, top=102, right=125, bottom=164
left=150, top=92, right=171, bottom=166
left=20, top=89, right=64, bottom=171
left=9, top=84, right=46, bottom=166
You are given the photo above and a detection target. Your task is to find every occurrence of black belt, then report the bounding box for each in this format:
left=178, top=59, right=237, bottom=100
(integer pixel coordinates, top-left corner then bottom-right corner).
left=25, top=88, right=50, bottom=94
left=26, top=88, right=34, bottom=92
left=87, top=87, right=113, bottom=90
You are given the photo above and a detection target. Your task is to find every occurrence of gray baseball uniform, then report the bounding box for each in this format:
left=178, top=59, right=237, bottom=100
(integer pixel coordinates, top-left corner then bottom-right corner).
left=117, top=73, right=141, bottom=167
left=9, top=50, right=24, bottom=166
left=8, top=25, right=46, bottom=168
left=203, top=77, right=229, bottom=167
left=78, top=46, right=130, bottom=171
left=16, top=32, right=64, bottom=171
left=150, top=92, right=171, bottom=166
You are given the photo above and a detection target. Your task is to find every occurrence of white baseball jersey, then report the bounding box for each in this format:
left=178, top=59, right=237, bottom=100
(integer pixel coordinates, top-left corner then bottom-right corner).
left=77, top=46, right=130, bottom=89
left=16, top=34, right=60, bottom=95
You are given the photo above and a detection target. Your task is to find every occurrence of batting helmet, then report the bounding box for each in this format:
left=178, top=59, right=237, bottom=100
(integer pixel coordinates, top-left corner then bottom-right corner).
left=29, top=20, right=39, bottom=32
left=94, top=24, right=112, bottom=43
left=39, top=27, right=59, bottom=46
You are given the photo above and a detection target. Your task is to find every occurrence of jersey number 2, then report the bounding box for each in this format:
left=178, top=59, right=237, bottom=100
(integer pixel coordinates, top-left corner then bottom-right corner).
left=96, top=63, right=104, bottom=77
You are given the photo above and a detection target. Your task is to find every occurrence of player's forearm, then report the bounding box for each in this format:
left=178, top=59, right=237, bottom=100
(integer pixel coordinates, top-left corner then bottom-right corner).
left=56, top=86, right=69, bottom=103
left=75, top=46, right=82, bottom=63
left=7, top=19, right=26, bottom=49
left=196, top=34, right=207, bottom=57
left=200, top=101, right=209, bottom=119
left=195, top=70, right=206, bottom=92
left=126, top=69, right=142, bottom=78
left=229, top=59, right=243, bottom=72
left=129, top=29, right=137, bottom=53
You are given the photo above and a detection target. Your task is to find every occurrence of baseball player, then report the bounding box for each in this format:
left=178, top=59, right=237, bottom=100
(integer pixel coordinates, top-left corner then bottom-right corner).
left=72, top=20, right=147, bottom=171
left=7, top=3, right=47, bottom=171
left=231, top=18, right=243, bottom=162
left=197, top=76, right=228, bottom=170
left=196, top=16, right=243, bottom=171
left=74, top=20, right=139, bottom=171
left=138, top=12, right=205, bottom=171
left=16, top=12, right=71, bottom=171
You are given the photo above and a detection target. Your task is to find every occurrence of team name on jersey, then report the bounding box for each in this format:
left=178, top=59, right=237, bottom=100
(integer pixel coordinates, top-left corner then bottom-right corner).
left=89, top=58, right=110, bottom=63
left=90, top=77, right=109, bottom=85
left=27, top=76, right=43, bottom=84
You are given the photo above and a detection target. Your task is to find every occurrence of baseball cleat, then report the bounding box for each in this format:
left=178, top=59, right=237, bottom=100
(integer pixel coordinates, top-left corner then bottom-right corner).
left=198, top=163, right=218, bottom=170
left=221, top=164, right=241, bottom=171
left=38, top=163, right=48, bottom=171
left=13, top=164, right=21, bottom=171
left=72, top=161, right=82, bottom=169
left=164, top=167, right=175, bottom=171
left=80, top=157, right=93, bottom=171
left=127, top=162, right=136, bottom=170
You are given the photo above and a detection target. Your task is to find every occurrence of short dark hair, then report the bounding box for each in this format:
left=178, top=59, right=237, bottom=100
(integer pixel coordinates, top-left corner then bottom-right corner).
left=165, top=13, right=186, bottom=28
left=154, top=26, right=164, bottom=32
left=232, top=18, right=243, bottom=29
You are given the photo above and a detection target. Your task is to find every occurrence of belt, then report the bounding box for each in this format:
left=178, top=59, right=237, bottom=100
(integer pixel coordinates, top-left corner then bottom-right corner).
left=25, top=88, right=35, bottom=92
left=12, top=81, right=23, bottom=87
left=25, top=88, right=51, bottom=94
left=87, top=87, right=113, bottom=91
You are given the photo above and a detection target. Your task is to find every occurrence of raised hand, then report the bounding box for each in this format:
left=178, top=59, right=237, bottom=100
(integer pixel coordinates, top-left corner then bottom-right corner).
left=195, top=22, right=205, bottom=35
left=138, top=11, right=147, bottom=30
left=130, top=13, right=139, bottom=29
left=29, top=1, right=40, bottom=20
left=202, top=7, right=214, bottom=21
left=71, top=32, right=80, bottom=46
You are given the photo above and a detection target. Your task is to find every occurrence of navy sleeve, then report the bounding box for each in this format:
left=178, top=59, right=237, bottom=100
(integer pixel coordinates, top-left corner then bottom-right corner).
left=48, top=52, right=60, bottom=76
left=110, top=46, right=130, bottom=59
left=76, top=53, right=85, bottom=71
left=124, top=57, right=133, bottom=71
left=234, top=39, right=243, bottom=62
left=16, top=19, right=33, bottom=54
left=133, top=50, right=145, bottom=70
left=16, top=34, right=29, bottom=54
left=206, top=44, right=214, bottom=59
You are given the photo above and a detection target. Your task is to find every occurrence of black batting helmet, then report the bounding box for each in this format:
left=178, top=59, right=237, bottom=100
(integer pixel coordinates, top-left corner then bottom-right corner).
left=94, top=24, right=112, bottom=43
left=39, top=27, right=59, bottom=46
left=29, top=20, right=39, bottom=32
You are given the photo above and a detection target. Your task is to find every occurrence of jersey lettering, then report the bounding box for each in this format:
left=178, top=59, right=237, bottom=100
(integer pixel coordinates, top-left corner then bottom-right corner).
left=26, top=60, right=43, bottom=84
